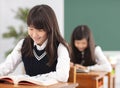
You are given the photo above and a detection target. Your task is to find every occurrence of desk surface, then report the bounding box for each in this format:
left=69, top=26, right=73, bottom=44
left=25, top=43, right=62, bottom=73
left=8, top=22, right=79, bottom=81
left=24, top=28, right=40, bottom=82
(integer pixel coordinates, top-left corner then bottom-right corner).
left=77, top=71, right=108, bottom=75
left=0, top=82, right=78, bottom=88
left=76, top=71, right=109, bottom=78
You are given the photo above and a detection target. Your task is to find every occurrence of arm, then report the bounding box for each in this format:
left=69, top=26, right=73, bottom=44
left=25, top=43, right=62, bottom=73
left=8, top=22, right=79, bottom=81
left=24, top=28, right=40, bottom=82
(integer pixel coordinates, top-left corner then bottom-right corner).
left=33, top=43, right=70, bottom=82
left=87, top=46, right=112, bottom=72
left=0, top=39, right=24, bottom=76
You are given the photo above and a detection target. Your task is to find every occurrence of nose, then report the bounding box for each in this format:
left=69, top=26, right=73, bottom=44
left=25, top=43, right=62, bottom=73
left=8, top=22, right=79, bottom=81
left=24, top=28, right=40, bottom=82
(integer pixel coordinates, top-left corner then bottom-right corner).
left=32, top=31, right=38, bottom=37
left=77, top=44, right=83, bottom=48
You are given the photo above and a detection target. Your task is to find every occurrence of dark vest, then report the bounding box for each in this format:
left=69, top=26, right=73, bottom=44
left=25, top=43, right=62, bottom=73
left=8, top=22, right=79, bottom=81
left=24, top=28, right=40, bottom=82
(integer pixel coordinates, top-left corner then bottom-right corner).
left=22, top=46, right=57, bottom=76
left=74, top=48, right=96, bottom=66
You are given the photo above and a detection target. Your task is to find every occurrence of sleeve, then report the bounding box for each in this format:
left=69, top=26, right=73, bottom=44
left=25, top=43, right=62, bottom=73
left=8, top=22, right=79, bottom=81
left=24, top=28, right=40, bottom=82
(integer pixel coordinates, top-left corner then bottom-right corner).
left=0, top=39, right=24, bottom=76
left=87, top=46, right=112, bottom=72
left=31, top=43, right=70, bottom=82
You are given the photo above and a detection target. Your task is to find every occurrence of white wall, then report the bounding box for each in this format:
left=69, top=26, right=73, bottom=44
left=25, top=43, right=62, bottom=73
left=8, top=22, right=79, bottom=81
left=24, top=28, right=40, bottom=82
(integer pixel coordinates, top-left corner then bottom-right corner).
left=0, top=0, right=64, bottom=63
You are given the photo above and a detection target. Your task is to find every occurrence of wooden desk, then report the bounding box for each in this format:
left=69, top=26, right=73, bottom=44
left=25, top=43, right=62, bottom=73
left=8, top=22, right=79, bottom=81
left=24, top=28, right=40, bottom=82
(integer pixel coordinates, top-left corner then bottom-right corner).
left=0, top=82, right=78, bottom=88
left=76, top=71, right=110, bottom=88
left=68, top=67, right=111, bottom=88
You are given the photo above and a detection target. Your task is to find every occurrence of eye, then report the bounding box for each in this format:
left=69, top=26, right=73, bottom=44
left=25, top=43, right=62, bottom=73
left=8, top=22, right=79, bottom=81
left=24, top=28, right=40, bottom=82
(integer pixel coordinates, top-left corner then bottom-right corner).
left=38, top=29, right=45, bottom=32
left=28, top=27, right=33, bottom=30
left=30, top=28, right=33, bottom=30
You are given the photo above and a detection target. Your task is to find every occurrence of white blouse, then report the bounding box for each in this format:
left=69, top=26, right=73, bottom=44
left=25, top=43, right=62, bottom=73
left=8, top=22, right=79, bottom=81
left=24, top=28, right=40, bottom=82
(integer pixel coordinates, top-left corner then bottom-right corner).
left=87, top=46, right=112, bottom=72
left=0, top=39, right=70, bottom=82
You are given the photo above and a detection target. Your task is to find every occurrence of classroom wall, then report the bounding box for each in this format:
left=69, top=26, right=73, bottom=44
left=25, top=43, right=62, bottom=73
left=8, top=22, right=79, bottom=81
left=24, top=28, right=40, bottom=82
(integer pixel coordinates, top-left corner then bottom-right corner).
left=65, top=0, right=120, bottom=51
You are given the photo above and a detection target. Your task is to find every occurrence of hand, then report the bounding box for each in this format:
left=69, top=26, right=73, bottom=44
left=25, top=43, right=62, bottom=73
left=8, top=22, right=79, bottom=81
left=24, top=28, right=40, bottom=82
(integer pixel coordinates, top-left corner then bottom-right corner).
left=75, top=64, right=87, bottom=70
left=70, top=62, right=74, bottom=67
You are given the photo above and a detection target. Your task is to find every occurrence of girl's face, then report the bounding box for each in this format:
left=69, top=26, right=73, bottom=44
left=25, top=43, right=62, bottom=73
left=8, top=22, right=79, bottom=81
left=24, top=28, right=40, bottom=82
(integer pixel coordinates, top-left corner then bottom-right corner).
left=74, top=38, right=88, bottom=52
left=28, top=26, right=47, bottom=46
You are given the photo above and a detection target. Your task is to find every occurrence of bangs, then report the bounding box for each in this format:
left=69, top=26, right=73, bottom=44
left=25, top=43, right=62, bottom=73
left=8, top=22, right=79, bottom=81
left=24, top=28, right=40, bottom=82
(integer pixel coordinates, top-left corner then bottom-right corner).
left=74, top=32, right=83, bottom=40
left=27, top=8, right=49, bottom=32
left=73, top=27, right=89, bottom=40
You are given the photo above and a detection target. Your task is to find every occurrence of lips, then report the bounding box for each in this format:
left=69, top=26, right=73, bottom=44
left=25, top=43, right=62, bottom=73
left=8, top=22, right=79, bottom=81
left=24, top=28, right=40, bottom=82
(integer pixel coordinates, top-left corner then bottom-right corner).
left=33, top=37, right=42, bottom=40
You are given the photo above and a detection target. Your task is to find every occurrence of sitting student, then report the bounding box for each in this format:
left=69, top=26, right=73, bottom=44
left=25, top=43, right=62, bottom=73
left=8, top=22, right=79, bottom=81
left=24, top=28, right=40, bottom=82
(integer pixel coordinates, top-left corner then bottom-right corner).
left=0, top=4, right=70, bottom=82
left=70, top=25, right=112, bottom=72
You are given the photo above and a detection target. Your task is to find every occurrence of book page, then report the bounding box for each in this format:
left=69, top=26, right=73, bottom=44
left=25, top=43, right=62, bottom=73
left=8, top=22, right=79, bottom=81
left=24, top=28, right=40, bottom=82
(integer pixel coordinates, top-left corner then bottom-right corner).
left=0, top=75, right=17, bottom=84
left=0, top=75, right=58, bottom=86
left=76, top=68, right=90, bottom=73
left=17, top=75, right=58, bottom=86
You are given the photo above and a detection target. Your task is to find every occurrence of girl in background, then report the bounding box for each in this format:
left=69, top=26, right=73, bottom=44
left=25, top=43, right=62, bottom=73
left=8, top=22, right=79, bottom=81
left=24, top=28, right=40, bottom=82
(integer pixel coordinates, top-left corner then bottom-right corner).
left=70, top=25, right=112, bottom=72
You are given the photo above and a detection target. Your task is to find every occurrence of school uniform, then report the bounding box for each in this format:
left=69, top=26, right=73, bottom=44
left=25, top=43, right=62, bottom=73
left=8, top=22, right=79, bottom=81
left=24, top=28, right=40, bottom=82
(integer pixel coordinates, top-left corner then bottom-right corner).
left=87, top=46, right=112, bottom=72
left=74, top=46, right=112, bottom=72
left=0, top=39, right=70, bottom=82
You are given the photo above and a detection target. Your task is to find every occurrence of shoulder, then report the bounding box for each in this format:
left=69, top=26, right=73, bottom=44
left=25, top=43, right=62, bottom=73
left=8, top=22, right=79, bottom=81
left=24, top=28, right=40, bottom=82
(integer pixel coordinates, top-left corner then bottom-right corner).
left=18, top=39, right=24, bottom=44
left=57, top=43, right=69, bottom=55
left=58, top=43, right=68, bottom=51
left=95, top=46, right=103, bottom=53
left=14, top=39, right=25, bottom=50
left=94, top=45, right=105, bottom=57
left=16, top=39, right=24, bottom=46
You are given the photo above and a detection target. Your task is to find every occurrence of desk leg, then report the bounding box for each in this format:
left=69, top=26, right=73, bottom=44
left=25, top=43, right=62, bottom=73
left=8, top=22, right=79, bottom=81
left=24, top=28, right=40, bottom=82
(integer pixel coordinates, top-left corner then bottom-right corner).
left=93, top=78, right=104, bottom=88
left=93, top=79, right=98, bottom=88
left=107, top=73, right=111, bottom=88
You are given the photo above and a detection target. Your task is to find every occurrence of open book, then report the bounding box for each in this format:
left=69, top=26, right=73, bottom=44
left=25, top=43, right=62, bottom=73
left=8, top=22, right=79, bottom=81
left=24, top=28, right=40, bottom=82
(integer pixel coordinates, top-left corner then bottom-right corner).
left=76, top=68, right=90, bottom=73
left=0, top=75, right=58, bottom=86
